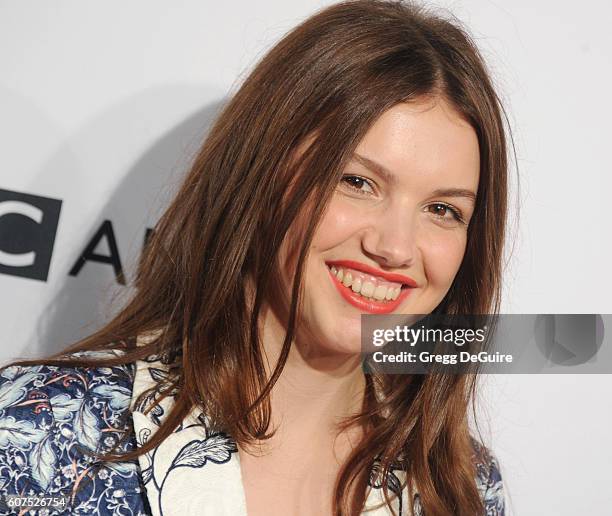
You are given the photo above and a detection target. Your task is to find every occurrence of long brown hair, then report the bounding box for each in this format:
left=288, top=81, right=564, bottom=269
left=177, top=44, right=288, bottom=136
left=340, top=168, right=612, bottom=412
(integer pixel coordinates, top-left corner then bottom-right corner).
left=9, top=1, right=511, bottom=514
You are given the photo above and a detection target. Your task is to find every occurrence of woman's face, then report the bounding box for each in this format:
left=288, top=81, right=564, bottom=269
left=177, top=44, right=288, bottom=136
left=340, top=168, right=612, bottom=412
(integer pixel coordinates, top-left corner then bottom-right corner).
left=285, top=96, right=480, bottom=356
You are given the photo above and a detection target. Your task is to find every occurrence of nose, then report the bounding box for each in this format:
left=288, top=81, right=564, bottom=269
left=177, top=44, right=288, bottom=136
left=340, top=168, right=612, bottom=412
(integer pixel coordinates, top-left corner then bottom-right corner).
left=361, top=205, right=418, bottom=269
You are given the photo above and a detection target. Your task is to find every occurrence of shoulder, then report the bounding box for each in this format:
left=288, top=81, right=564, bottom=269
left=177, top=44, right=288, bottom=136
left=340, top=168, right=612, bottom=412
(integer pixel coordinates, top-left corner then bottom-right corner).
left=0, top=352, right=147, bottom=514
left=0, top=351, right=136, bottom=429
left=472, top=438, right=506, bottom=515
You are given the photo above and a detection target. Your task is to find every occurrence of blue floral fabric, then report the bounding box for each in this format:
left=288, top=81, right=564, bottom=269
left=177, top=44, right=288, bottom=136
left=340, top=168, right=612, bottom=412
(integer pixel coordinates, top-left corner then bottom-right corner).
left=0, top=353, right=505, bottom=515
left=0, top=356, right=146, bottom=516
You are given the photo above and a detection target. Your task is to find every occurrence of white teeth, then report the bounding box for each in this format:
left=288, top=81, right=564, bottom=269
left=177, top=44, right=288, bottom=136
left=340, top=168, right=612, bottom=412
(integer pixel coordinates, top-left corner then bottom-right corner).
left=342, top=271, right=353, bottom=287
left=329, top=265, right=407, bottom=302
left=374, top=285, right=387, bottom=300
left=360, top=281, right=375, bottom=297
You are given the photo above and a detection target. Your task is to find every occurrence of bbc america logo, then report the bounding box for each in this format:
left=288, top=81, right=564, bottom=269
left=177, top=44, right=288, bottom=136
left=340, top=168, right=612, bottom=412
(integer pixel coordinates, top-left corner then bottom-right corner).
left=0, top=188, right=62, bottom=281
left=0, top=188, right=152, bottom=284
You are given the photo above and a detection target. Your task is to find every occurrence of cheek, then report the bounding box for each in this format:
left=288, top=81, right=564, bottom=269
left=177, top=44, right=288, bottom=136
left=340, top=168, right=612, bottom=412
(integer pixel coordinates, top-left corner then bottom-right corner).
left=422, top=231, right=467, bottom=288
left=310, top=198, right=361, bottom=251
left=279, top=198, right=360, bottom=288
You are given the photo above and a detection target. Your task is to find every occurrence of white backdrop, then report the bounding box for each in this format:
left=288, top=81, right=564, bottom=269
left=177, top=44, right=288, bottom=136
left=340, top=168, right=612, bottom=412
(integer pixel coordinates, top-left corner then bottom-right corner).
left=1, top=1, right=610, bottom=514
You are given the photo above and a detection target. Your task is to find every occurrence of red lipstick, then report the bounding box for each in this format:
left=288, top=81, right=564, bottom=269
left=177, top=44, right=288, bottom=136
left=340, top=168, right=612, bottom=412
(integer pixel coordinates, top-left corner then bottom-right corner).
left=325, top=262, right=416, bottom=314
left=325, top=260, right=418, bottom=287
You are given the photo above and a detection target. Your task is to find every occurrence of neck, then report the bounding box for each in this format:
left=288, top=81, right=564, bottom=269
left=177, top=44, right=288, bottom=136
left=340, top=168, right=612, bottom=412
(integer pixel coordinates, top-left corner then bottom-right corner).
left=259, top=303, right=366, bottom=437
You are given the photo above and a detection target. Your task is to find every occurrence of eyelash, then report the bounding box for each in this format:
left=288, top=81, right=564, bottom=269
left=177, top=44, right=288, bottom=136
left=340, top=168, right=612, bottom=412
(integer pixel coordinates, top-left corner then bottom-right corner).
left=340, top=174, right=467, bottom=225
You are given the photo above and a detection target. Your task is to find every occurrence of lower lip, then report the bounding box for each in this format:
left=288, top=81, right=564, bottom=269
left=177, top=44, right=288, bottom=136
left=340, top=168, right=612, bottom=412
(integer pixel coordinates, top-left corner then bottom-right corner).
left=326, top=267, right=413, bottom=314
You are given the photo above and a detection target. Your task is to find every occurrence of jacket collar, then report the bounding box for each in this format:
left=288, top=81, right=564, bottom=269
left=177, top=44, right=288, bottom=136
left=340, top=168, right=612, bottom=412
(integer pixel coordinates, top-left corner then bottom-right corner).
left=130, top=341, right=404, bottom=516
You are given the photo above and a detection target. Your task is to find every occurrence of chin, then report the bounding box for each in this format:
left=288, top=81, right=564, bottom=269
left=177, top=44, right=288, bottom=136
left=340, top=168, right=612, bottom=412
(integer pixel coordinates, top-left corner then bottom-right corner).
left=323, top=341, right=363, bottom=357
left=302, top=325, right=363, bottom=357
left=327, top=327, right=363, bottom=356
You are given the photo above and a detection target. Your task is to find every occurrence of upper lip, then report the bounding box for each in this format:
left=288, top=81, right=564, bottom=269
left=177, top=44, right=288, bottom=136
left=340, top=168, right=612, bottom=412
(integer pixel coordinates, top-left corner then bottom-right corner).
left=325, top=259, right=418, bottom=287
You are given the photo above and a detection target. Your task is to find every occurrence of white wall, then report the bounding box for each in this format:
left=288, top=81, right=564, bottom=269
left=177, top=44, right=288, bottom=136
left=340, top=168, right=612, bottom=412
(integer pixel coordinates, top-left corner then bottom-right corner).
left=1, top=1, right=610, bottom=514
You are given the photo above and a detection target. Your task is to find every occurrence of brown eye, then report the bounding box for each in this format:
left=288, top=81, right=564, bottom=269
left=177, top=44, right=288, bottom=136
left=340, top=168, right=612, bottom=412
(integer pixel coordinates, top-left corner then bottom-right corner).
left=430, top=204, right=449, bottom=217
left=427, top=203, right=464, bottom=224
left=340, top=175, right=375, bottom=195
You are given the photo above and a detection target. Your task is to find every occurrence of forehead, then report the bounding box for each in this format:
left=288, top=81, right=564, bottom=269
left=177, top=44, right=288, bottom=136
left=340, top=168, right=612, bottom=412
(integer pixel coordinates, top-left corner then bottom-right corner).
left=352, top=97, right=480, bottom=192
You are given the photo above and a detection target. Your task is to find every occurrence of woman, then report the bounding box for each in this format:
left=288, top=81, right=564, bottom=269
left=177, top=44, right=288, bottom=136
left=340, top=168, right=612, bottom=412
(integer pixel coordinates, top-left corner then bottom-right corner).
left=0, top=0, right=509, bottom=514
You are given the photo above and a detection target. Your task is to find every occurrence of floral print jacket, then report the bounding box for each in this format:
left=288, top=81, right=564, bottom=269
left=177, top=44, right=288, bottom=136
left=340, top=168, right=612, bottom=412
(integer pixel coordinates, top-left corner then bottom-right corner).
left=0, top=350, right=505, bottom=515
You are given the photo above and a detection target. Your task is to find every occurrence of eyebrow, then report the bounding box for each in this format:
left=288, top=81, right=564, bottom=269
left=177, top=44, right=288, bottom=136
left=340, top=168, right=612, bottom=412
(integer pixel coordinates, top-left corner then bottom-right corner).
left=350, top=152, right=477, bottom=204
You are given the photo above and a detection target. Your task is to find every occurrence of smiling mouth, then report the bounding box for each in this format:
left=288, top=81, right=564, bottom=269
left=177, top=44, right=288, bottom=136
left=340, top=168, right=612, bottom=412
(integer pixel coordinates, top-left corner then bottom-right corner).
left=325, top=263, right=415, bottom=314
left=327, top=264, right=405, bottom=302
